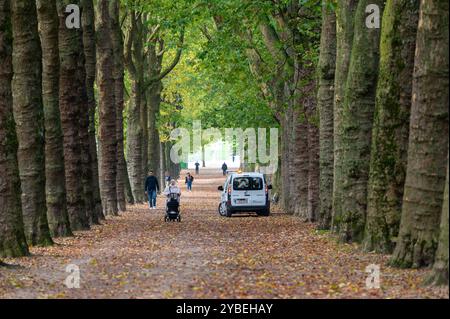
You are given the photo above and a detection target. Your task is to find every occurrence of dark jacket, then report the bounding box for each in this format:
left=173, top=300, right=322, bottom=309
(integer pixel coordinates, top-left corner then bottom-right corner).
left=222, top=163, right=228, bottom=171
left=145, top=175, right=160, bottom=192
left=185, top=175, right=194, bottom=184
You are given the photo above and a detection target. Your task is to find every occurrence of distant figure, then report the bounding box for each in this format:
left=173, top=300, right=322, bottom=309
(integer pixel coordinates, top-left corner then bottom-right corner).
left=144, top=170, right=160, bottom=210
left=221, top=162, right=228, bottom=176
left=164, top=170, right=171, bottom=187
left=185, top=172, right=194, bottom=192
left=195, top=161, right=200, bottom=175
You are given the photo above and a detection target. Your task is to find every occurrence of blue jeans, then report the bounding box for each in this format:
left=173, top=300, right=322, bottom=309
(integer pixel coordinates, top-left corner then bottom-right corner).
left=186, top=181, right=192, bottom=191
left=147, top=189, right=157, bottom=208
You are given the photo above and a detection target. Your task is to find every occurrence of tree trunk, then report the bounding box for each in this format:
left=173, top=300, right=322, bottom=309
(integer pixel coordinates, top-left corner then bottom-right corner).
left=96, top=0, right=118, bottom=216
left=109, top=0, right=126, bottom=212
left=425, top=156, right=449, bottom=285
left=147, top=82, right=162, bottom=176
left=126, top=78, right=144, bottom=202
left=331, top=0, right=357, bottom=234
left=124, top=159, right=135, bottom=205
left=391, top=0, right=449, bottom=268
left=292, top=113, right=309, bottom=220
left=307, top=120, right=320, bottom=222
left=57, top=0, right=90, bottom=230
left=280, top=111, right=293, bottom=212
left=333, top=0, right=383, bottom=242
left=76, top=9, right=96, bottom=226
left=11, top=0, right=53, bottom=246
left=81, top=0, right=103, bottom=221
left=124, top=12, right=145, bottom=203
left=0, top=0, right=29, bottom=257
left=363, top=0, right=419, bottom=253
left=317, top=0, right=336, bottom=229
left=36, top=0, right=72, bottom=237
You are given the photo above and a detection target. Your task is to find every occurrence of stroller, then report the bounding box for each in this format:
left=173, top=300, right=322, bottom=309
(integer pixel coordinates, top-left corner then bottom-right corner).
left=165, top=192, right=181, bottom=222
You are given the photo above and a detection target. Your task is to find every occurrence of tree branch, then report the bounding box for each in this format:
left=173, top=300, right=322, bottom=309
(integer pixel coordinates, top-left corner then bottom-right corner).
left=143, top=27, right=185, bottom=89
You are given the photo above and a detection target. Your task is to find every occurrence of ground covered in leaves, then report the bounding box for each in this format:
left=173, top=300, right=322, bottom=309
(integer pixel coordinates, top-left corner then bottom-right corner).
left=0, top=169, right=448, bottom=299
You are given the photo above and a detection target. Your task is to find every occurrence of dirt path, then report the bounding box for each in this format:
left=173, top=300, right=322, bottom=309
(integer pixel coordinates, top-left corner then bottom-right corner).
left=0, top=169, right=447, bottom=299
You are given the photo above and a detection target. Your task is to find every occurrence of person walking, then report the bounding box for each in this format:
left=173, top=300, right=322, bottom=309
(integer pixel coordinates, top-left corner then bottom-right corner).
left=195, top=161, right=200, bottom=175
left=221, top=162, right=228, bottom=176
left=163, top=179, right=181, bottom=203
left=164, top=170, right=171, bottom=187
left=144, top=170, right=160, bottom=209
left=185, top=172, right=194, bottom=192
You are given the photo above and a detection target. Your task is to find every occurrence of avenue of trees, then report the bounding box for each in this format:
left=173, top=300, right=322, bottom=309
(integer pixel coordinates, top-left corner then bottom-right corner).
left=0, top=0, right=448, bottom=285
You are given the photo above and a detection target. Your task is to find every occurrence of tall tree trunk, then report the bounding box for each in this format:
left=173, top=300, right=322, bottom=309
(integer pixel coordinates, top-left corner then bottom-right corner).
left=159, top=141, right=165, bottom=184
left=141, top=92, right=148, bottom=176
left=0, top=0, right=29, bottom=257
left=363, top=0, right=419, bottom=253
left=307, top=120, right=320, bottom=222
left=127, top=78, right=144, bottom=202
left=425, top=156, right=449, bottom=285
left=391, top=0, right=449, bottom=268
left=147, top=82, right=162, bottom=176
left=124, top=12, right=144, bottom=203
left=280, top=111, right=293, bottom=212
left=333, top=0, right=384, bottom=242
left=331, top=0, right=357, bottom=234
left=11, top=0, right=53, bottom=246
left=77, top=11, right=96, bottom=226
left=36, top=0, right=72, bottom=237
left=292, top=114, right=309, bottom=220
left=317, top=0, right=336, bottom=229
left=81, top=0, right=103, bottom=221
left=57, top=0, right=90, bottom=230
left=110, top=0, right=126, bottom=212
left=124, top=159, right=135, bottom=205
left=96, top=0, right=118, bottom=216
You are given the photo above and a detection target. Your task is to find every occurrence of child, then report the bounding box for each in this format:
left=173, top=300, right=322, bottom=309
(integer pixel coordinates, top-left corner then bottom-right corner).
left=185, top=172, right=194, bottom=192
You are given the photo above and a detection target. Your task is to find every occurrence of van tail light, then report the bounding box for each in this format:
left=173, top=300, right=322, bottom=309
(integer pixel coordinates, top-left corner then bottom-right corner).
left=265, top=185, right=268, bottom=194
left=227, top=185, right=232, bottom=195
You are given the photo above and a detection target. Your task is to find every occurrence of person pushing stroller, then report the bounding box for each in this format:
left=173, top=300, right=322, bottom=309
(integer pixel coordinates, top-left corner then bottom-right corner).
left=163, top=179, right=181, bottom=222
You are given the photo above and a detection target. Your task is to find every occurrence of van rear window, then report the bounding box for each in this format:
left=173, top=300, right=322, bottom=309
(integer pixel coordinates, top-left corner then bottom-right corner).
left=232, top=177, right=263, bottom=191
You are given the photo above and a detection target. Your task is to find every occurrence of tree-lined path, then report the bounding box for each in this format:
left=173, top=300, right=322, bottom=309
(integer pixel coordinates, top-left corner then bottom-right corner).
left=0, top=170, right=447, bottom=299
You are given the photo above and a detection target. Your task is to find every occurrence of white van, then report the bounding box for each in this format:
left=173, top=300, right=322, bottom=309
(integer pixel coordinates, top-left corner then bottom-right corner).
left=217, top=172, right=272, bottom=217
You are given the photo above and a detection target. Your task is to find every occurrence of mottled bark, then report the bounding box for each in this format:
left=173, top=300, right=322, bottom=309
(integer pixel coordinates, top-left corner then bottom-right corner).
left=11, top=0, right=53, bottom=246
left=147, top=79, right=162, bottom=179
left=0, top=0, right=29, bottom=257
left=333, top=0, right=383, bottom=242
left=109, top=0, right=126, bottom=212
left=124, top=159, right=135, bottom=205
left=317, top=1, right=336, bottom=229
left=36, top=0, right=72, bottom=237
left=81, top=0, right=103, bottom=221
left=280, top=110, right=293, bottom=213
left=96, top=0, right=118, bottom=216
left=425, top=156, right=449, bottom=285
left=331, top=0, right=357, bottom=233
left=77, top=8, right=96, bottom=226
left=57, top=0, right=90, bottom=230
left=307, top=119, right=320, bottom=222
left=391, top=0, right=449, bottom=268
left=124, top=11, right=144, bottom=203
left=364, top=0, right=419, bottom=253
left=292, top=113, right=309, bottom=220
